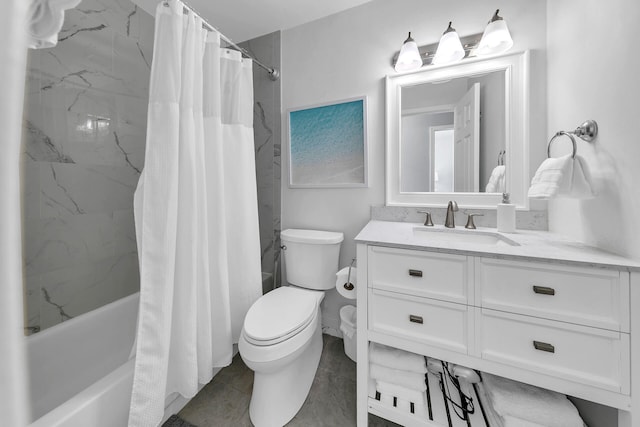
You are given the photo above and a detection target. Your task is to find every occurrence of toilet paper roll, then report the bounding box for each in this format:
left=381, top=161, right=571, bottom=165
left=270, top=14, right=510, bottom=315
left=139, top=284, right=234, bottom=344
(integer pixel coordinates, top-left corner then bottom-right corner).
left=336, top=267, right=357, bottom=299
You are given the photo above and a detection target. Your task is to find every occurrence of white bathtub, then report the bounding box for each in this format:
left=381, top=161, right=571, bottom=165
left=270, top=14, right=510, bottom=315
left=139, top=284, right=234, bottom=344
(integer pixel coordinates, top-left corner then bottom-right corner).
left=26, top=293, right=139, bottom=426
left=26, top=292, right=207, bottom=427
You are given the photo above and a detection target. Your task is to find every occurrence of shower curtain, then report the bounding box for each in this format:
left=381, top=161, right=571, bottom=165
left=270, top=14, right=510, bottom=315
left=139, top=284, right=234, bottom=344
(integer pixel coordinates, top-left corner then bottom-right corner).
left=1, top=1, right=29, bottom=425
left=129, top=1, right=262, bottom=425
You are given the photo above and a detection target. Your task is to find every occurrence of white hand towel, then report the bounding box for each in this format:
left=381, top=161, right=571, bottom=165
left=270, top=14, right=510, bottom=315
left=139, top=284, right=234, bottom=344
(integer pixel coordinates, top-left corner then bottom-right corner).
left=376, top=380, right=427, bottom=405
left=498, top=171, right=506, bottom=194
left=483, top=373, right=583, bottom=427
left=369, top=342, right=427, bottom=373
left=369, top=363, right=427, bottom=391
left=528, top=154, right=595, bottom=199
left=485, top=165, right=506, bottom=193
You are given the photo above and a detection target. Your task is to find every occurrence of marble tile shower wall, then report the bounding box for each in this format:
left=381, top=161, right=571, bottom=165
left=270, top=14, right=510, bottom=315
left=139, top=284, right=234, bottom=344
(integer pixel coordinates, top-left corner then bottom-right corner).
left=22, top=0, right=154, bottom=333
left=240, top=31, right=282, bottom=293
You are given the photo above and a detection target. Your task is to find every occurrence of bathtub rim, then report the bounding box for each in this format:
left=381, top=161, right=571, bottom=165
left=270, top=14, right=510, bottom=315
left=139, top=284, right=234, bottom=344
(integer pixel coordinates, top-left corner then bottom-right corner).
left=25, top=292, right=140, bottom=344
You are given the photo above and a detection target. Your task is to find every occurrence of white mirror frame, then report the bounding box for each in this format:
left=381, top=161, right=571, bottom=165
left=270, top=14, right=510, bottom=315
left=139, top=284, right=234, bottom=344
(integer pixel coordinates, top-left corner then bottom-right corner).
left=385, top=50, right=530, bottom=209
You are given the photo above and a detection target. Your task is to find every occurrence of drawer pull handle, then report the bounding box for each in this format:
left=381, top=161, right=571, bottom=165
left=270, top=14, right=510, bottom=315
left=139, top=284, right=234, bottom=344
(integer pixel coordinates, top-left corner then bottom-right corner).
left=409, top=315, right=424, bottom=324
left=533, top=341, right=555, bottom=353
left=409, top=269, right=423, bottom=277
left=533, top=286, right=555, bottom=296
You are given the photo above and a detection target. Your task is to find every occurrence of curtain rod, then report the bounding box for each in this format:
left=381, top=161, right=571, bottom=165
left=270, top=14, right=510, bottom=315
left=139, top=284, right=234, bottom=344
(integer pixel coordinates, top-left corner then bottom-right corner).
left=162, top=0, right=280, bottom=81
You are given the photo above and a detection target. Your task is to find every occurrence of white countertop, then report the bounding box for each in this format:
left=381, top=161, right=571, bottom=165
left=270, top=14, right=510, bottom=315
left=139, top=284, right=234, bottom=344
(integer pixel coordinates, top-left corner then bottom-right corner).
left=355, top=220, right=640, bottom=272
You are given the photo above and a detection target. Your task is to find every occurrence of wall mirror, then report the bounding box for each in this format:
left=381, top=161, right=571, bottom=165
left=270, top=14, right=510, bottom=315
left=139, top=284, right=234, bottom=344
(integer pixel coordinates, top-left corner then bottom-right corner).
left=385, top=51, right=530, bottom=208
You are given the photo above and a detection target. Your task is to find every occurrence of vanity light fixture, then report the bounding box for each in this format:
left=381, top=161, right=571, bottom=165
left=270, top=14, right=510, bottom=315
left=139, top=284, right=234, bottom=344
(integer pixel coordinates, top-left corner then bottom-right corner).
left=477, top=9, right=514, bottom=56
left=391, top=9, right=514, bottom=72
left=394, top=32, right=423, bottom=72
left=432, top=22, right=465, bottom=66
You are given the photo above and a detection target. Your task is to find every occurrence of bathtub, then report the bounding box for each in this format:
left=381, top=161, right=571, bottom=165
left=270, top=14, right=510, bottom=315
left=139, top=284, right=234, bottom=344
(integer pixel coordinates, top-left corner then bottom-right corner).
left=26, top=293, right=139, bottom=426
left=26, top=293, right=209, bottom=427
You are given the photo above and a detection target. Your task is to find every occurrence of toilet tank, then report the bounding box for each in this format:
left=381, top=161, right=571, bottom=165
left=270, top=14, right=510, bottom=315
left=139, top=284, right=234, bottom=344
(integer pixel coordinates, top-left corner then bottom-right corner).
left=281, top=229, right=344, bottom=290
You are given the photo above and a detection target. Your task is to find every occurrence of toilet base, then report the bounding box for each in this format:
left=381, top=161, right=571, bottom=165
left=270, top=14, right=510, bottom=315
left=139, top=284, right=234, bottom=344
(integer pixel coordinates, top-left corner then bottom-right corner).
left=248, top=321, right=323, bottom=427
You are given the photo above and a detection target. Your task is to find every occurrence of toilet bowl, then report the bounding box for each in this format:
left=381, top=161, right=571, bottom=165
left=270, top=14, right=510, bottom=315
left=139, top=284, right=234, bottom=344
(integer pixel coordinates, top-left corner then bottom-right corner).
left=238, top=229, right=343, bottom=427
left=239, top=286, right=324, bottom=426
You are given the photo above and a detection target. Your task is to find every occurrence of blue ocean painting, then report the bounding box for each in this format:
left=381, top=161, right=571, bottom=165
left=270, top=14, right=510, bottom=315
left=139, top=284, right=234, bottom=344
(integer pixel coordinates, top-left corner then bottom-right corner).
left=289, top=99, right=365, bottom=186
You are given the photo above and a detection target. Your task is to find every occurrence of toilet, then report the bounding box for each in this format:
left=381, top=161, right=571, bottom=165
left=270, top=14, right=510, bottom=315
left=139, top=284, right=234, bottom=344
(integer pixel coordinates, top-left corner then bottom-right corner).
left=238, top=228, right=343, bottom=427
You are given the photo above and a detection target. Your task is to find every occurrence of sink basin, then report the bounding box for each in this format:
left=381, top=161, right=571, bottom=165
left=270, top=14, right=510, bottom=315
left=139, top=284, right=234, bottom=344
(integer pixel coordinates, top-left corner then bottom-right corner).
left=412, top=227, right=520, bottom=247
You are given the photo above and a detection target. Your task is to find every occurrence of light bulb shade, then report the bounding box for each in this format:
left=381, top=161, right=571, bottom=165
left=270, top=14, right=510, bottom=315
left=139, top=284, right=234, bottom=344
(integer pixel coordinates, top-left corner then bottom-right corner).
left=477, top=19, right=513, bottom=55
left=432, top=30, right=465, bottom=65
left=395, top=38, right=422, bottom=72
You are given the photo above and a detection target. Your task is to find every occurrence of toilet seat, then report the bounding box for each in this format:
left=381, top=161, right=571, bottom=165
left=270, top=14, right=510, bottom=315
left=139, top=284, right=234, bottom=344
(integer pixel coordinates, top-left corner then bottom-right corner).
left=243, top=287, right=320, bottom=346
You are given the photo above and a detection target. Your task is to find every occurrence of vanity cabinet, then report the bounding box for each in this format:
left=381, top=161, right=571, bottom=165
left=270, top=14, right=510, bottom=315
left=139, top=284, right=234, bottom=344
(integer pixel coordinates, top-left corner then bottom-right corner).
left=369, top=288, right=472, bottom=354
left=475, top=258, right=630, bottom=395
left=476, top=258, right=629, bottom=332
left=355, top=222, right=640, bottom=427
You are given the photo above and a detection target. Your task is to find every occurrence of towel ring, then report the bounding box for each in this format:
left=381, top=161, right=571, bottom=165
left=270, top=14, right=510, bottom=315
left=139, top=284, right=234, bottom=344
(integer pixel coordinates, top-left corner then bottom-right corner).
left=547, top=131, right=577, bottom=158
left=547, top=119, right=598, bottom=159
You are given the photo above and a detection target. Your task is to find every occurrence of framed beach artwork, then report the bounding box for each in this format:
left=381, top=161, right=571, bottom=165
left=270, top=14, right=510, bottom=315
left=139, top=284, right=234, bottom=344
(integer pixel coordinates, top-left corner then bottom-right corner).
left=288, top=97, right=368, bottom=188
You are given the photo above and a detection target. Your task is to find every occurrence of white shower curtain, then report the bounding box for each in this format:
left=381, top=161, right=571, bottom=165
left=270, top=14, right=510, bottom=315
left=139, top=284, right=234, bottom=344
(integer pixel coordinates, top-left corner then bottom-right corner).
left=1, top=1, right=29, bottom=425
left=129, top=1, right=262, bottom=425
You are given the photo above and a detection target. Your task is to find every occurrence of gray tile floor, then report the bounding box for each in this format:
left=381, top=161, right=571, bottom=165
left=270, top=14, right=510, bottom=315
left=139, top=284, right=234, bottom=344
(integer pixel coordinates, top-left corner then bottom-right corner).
left=178, top=334, right=400, bottom=426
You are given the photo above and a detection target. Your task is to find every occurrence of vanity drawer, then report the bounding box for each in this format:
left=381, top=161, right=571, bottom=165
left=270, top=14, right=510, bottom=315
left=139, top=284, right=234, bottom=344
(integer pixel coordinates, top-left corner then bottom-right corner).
left=368, top=246, right=470, bottom=304
left=477, top=308, right=629, bottom=393
left=368, top=288, right=470, bottom=354
left=476, top=258, right=629, bottom=332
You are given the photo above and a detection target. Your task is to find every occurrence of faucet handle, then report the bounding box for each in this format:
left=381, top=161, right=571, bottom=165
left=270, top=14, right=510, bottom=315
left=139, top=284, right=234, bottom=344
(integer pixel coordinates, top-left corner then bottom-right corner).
left=417, top=210, right=434, bottom=226
left=464, top=211, right=484, bottom=229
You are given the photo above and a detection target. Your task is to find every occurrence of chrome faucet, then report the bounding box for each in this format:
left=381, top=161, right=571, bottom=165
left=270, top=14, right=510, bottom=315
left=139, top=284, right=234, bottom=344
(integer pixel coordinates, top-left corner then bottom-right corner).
left=444, top=200, right=458, bottom=228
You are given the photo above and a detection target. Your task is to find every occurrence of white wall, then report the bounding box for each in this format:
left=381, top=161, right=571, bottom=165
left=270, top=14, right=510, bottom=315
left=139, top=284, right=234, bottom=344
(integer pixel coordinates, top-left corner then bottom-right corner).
left=281, top=0, right=547, bottom=335
left=547, top=0, right=640, bottom=260
left=401, top=112, right=453, bottom=192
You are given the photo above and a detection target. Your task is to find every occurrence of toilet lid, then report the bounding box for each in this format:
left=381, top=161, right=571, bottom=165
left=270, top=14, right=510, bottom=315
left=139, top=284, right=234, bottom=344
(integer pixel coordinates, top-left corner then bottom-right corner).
left=243, top=287, right=318, bottom=346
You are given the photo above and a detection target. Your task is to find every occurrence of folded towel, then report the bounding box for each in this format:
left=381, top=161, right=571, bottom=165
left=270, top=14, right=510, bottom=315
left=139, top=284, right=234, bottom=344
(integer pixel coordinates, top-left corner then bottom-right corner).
left=380, top=392, right=394, bottom=407
left=396, top=397, right=411, bottom=413
left=413, top=402, right=428, bottom=418
left=483, top=373, right=583, bottom=427
left=376, top=380, right=427, bottom=405
left=376, top=391, right=428, bottom=418
left=486, top=165, right=506, bottom=193
left=368, top=377, right=377, bottom=399
left=369, top=342, right=427, bottom=373
left=528, top=154, right=595, bottom=199
left=369, top=363, right=427, bottom=391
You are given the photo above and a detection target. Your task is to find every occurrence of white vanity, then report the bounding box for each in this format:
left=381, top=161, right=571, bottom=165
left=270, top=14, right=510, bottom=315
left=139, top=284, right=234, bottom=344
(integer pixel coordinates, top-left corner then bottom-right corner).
left=355, top=220, right=640, bottom=427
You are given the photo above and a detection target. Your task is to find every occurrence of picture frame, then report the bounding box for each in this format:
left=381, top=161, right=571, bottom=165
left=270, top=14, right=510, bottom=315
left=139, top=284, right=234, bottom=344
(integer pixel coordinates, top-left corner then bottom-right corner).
left=287, top=96, right=368, bottom=188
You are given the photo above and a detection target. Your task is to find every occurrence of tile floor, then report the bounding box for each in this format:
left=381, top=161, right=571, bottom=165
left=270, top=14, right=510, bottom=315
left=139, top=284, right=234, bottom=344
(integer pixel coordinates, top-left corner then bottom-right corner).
left=178, top=334, right=400, bottom=426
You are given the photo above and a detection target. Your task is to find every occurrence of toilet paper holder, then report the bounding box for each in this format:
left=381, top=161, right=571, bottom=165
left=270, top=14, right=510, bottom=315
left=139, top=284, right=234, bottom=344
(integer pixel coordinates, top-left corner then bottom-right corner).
left=344, top=258, right=357, bottom=290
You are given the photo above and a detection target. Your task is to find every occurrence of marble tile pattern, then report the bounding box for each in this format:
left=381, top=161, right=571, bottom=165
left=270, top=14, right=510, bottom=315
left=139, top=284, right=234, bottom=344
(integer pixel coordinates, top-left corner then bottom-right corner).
left=22, top=0, right=153, bottom=333
left=239, top=31, right=282, bottom=291
left=371, top=205, right=548, bottom=231
left=178, top=334, right=398, bottom=427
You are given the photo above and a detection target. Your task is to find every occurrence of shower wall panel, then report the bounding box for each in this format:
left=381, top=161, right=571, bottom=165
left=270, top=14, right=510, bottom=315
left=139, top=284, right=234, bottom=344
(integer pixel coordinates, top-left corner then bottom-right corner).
left=239, top=31, right=282, bottom=294
left=22, top=0, right=154, bottom=333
